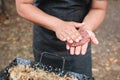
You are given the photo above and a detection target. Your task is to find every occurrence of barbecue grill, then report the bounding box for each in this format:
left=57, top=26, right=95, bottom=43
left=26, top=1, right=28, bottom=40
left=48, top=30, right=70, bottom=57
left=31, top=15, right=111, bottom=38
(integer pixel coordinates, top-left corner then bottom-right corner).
left=0, top=52, right=93, bottom=80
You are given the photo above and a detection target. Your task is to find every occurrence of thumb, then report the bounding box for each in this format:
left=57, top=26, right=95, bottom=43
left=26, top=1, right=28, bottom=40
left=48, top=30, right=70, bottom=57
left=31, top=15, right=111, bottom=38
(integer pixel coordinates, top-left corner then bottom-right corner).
left=89, top=31, right=99, bottom=45
left=74, top=22, right=85, bottom=28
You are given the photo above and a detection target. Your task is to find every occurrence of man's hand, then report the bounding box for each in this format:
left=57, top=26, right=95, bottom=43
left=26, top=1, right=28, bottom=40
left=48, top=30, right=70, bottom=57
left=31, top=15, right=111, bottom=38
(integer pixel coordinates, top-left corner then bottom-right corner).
left=66, top=28, right=99, bottom=55
left=55, top=21, right=85, bottom=43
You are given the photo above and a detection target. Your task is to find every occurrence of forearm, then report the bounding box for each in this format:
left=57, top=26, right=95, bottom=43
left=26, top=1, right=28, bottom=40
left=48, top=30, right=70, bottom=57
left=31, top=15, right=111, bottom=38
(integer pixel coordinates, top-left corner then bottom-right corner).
left=83, top=0, right=107, bottom=31
left=16, top=2, right=63, bottom=31
left=16, top=1, right=85, bottom=43
left=83, top=9, right=106, bottom=31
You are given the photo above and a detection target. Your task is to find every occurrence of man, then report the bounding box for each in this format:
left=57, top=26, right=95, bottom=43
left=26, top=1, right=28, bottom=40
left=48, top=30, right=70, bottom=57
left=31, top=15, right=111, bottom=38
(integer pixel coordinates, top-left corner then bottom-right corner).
left=15, top=0, right=107, bottom=79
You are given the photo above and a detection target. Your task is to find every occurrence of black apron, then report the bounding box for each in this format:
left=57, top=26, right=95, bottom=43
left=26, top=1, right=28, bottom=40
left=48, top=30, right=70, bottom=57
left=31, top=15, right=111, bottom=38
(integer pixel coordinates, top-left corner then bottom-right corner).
left=33, top=0, right=92, bottom=78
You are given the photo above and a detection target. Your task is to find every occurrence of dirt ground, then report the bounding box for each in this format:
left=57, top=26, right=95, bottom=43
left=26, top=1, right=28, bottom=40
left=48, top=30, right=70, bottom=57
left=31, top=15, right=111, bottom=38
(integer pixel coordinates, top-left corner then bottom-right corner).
left=0, top=0, right=120, bottom=80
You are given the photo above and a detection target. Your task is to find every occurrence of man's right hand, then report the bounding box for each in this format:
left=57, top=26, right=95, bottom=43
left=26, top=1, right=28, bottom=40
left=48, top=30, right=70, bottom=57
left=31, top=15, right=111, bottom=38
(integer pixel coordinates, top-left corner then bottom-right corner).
left=55, top=21, right=85, bottom=43
left=15, top=0, right=84, bottom=44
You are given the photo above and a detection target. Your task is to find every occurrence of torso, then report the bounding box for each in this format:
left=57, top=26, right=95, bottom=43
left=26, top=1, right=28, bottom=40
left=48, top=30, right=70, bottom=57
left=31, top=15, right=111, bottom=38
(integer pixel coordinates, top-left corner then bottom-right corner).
left=33, top=0, right=91, bottom=53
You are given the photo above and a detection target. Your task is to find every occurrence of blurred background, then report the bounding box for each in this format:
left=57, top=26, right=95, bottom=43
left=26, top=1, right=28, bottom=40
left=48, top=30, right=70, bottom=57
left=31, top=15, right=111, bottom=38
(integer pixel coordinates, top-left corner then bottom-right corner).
left=0, top=0, right=120, bottom=80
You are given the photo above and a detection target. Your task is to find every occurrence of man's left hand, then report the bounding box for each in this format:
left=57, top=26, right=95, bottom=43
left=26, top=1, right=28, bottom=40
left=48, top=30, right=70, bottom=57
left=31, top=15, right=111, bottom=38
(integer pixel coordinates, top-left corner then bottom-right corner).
left=66, top=28, right=99, bottom=55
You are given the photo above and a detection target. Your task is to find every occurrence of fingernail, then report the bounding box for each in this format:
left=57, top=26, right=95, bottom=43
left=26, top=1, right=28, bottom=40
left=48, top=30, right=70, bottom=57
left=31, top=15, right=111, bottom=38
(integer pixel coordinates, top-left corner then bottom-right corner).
left=63, top=38, right=66, bottom=41
left=64, top=38, right=66, bottom=40
left=76, top=39, right=79, bottom=42
left=67, top=46, right=69, bottom=50
left=81, top=52, right=86, bottom=55
left=70, top=52, right=74, bottom=55
left=82, top=22, right=85, bottom=24
left=69, top=40, right=73, bottom=43
left=76, top=53, right=80, bottom=55
left=96, top=40, right=99, bottom=44
left=95, top=39, right=99, bottom=44
left=79, top=36, right=82, bottom=40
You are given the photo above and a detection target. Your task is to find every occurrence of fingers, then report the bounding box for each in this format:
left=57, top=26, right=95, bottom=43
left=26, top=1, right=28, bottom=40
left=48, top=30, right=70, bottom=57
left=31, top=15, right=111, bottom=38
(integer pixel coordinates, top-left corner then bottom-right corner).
left=56, top=21, right=85, bottom=43
left=69, top=42, right=88, bottom=55
left=64, top=22, right=84, bottom=43
left=65, top=36, right=73, bottom=43
left=70, top=22, right=84, bottom=42
left=79, top=38, right=90, bottom=46
left=67, top=42, right=88, bottom=55
left=58, top=31, right=73, bottom=43
left=70, top=46, right=75, bottom=55
left=75, top=46, right=81, bottom=55
left=62, top=28, right=82, bottom=43
left=67, top=42, right=82, bottom=55
left=66, top=43, right=70, bottom=50
left=87, top=31, right=99, bottom=45
left=70, top=38, right=90, bottom=47
left=58, top=34, right=66, bottom=41
left=70, top=28, right=82, bottom=42
left=81, top=42, right=88, bottom=55
left=58, top=28, right=82, bottom=43
left=91, top=33, right=99, bottom=45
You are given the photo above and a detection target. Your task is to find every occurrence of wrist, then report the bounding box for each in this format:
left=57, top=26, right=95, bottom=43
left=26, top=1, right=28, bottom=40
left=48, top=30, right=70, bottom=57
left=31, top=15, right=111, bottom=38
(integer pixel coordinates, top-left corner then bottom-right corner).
left=48, top=19, right=64, bottom=32
left=83, top=24, right=93, bottom=31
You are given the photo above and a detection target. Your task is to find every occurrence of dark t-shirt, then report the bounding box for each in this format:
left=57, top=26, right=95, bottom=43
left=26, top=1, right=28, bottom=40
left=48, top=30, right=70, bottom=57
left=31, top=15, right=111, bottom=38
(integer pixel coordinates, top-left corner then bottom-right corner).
left=33, top=0, right=91, bottom=53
